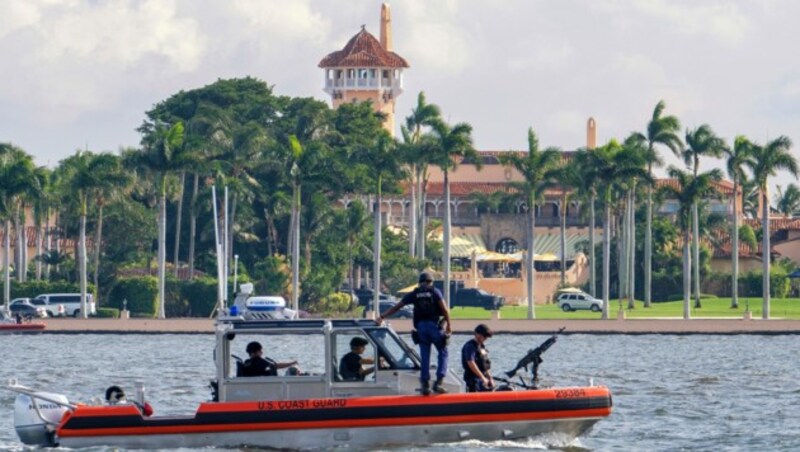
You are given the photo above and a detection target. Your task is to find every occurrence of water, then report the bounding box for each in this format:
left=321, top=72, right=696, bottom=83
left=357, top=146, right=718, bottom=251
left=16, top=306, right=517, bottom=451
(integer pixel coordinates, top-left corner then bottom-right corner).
left=1, top=333, right=799, bottom=451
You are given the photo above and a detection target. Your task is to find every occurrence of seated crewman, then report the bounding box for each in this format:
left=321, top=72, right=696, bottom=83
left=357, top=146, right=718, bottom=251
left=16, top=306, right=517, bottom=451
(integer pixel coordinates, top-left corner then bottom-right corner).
left=241, top=341, right=299, bottom=377
left=339, top=337, right=376, bottom=381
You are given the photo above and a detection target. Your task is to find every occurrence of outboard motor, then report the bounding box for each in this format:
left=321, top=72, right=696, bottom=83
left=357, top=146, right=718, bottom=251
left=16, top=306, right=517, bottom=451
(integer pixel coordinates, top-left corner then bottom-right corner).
left=14, top=391, right=69, bottom=446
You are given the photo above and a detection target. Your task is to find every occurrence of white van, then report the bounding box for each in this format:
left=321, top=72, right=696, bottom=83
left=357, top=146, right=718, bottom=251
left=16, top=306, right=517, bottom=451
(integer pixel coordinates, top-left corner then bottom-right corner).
left=32, top=293, right=96, bottom=317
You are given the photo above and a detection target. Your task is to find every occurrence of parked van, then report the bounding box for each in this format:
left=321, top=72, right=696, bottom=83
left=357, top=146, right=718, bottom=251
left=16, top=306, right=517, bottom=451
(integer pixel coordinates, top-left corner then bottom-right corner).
left=32, top=293, right=96, bottom=317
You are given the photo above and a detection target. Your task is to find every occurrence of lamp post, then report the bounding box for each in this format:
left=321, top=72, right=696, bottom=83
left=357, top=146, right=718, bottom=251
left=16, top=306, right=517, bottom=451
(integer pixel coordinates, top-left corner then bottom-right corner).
left=233, top=254, right=239, bottom=294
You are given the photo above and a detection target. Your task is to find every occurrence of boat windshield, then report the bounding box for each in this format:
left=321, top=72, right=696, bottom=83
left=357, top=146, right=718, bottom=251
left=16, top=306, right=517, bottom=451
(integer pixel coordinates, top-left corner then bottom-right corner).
left=367, top=328, right=419, bottom=370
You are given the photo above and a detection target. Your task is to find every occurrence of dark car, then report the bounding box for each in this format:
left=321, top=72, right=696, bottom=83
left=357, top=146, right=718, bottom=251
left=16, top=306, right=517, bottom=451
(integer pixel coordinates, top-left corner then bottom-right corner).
left=10, top=299, right=48, bottom=319
left=451, top=288, right=505, bottom=310
left=362, top=301, right=413, bottom=319
left=354, top=288, right=395, bottom=307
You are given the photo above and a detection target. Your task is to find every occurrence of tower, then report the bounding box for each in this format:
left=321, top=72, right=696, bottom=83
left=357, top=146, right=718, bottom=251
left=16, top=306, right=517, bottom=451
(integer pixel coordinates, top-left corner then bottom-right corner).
left=319, top=3, right=409, bottom=136
left=587, top=117, right=597, bottom=150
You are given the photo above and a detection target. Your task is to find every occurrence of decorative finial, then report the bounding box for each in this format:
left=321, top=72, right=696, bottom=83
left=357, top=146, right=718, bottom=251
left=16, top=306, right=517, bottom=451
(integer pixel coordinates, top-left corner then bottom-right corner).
left=361, top=24, right=366, bottom=30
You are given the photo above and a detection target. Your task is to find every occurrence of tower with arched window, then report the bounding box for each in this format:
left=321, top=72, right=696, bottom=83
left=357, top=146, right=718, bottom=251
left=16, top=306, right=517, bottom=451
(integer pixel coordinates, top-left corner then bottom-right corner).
left=318, top=4, right=409, bottom=136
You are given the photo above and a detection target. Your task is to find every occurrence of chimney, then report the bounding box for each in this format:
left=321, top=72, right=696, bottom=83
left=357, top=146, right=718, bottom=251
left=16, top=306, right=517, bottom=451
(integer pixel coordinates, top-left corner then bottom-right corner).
left=586, top=117, right=597, bottom=150
left=380, top=3, right=393, bottom=51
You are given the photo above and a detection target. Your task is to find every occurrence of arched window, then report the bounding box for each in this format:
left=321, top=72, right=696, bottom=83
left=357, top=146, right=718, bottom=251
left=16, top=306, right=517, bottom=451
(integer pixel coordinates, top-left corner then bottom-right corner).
left=496, top=238, right=518, bottom=254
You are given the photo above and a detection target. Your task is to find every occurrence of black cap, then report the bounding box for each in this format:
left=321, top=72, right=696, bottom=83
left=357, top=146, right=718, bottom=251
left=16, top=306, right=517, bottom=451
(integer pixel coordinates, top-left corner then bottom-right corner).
left=475, top=324, right=493, bottom=338
left=350, top=337, right=369, bottom=348
left=419, top=272, right=433, bottom=283
left=246, top=341, right=263, bottom=354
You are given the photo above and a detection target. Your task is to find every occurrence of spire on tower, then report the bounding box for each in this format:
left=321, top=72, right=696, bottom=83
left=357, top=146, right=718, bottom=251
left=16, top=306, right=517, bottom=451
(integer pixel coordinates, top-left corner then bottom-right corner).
left=380, top=3, right=393, bottom=51
left=587, top=117, right=597, bottom=150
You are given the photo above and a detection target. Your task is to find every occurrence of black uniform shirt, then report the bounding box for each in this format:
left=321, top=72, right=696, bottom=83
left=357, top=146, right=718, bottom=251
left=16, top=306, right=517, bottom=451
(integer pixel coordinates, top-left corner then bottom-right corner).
left=400, top=286, right=444, bottom=325
left=241, top=356, right=278, bottom=377
left=339, top=351, right=365, bottom=381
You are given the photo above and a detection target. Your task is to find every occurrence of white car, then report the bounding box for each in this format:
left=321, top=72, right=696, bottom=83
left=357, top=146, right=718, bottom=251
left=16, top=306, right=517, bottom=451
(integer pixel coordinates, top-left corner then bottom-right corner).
left=556, top=292, right=603, bottom=312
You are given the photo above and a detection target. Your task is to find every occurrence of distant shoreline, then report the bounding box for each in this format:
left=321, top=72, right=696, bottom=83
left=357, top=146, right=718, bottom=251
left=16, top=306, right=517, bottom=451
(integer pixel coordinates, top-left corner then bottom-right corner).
left=29, top=317, right=800, bottom=335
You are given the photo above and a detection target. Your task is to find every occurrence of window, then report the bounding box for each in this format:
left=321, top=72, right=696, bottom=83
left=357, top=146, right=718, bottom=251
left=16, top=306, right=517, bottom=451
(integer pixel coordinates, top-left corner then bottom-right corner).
left=332, top=331, right=378, bottom=382
left=496, top=238, right=519, bottom=254
left=368, top=329, right=418, bottom=370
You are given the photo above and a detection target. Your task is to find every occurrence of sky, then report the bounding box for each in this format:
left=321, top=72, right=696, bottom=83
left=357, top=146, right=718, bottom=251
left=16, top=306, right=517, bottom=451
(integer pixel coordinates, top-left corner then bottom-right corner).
left=1, top=0, right=799, bottom=186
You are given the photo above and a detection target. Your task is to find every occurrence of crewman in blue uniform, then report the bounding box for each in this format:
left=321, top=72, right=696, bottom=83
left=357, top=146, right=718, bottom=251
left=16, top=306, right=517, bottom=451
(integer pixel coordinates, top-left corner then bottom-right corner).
left=377, top=272, right=452, bottom=395
left=461, top=323, right=494, bottom=392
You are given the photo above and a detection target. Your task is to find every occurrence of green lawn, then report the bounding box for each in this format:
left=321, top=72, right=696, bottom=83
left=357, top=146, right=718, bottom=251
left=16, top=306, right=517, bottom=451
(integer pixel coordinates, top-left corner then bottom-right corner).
left=447, top=298, right=800, bottom=320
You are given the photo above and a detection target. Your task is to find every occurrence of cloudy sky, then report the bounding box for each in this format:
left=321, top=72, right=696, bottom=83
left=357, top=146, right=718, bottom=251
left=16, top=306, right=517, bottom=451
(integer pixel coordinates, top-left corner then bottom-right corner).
left=1, top=0, right=799, bottom=185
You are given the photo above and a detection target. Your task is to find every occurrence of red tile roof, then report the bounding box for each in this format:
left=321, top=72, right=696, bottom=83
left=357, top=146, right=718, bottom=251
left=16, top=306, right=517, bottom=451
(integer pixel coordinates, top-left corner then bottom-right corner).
left=743, top=218, right=800, bottom=231
left=655, top=178, right=735, bottom=196
left=319, top=28, right=409, bottom=68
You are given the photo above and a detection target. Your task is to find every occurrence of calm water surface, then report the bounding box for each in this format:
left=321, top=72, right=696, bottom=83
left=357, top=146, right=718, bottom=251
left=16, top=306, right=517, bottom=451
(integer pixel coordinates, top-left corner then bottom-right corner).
left=1, top=333, right=799, bottom=451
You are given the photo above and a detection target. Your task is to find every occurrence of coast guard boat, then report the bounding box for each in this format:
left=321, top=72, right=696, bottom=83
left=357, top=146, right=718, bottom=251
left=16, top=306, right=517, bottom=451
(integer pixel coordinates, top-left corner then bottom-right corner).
left=0, top=310, right=45, bottom=334
left=7, top=313, right=612, bottom=449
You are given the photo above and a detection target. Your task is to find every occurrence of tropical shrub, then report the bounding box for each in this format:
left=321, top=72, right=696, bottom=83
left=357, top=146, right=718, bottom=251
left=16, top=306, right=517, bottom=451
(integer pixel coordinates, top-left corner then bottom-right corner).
left=108, top=277, right=158, bottom=316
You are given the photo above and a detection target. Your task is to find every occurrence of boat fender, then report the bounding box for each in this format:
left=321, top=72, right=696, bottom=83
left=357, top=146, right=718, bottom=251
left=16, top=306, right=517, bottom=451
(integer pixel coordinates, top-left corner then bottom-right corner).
left=13, top=392, right=69, bottom=447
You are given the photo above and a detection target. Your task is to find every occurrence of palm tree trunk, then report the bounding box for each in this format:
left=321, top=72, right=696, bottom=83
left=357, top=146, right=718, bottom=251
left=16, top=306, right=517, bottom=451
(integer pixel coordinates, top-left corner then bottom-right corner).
left=173, top=171, right=185, bottom=277
left=443, top=170, right=451, bottom=308
left=35, top=222, right=43, bottom=280
left=731, top=178, right=739, bottom=308
left=45, top=211, right=52, bottom=280
left=692, top=202, right=701, bottom=308
left=291, top=183, right=301, bottom=311
left=409, top=170, right=416, bottom=257
left=3, top=220, right=10, bottom=310
left=559, top=197, right=566, bottom=286
left=590, top=193, right=596, bottom=298
left=93, top=205, right=104, bottom=293
left=627, top=189, right=636, bottom=309
left=188, top=173, right=199, bottom=280
left=762, top=187, right=770, bottom=319
left=418, top=174, right=427, bottom=259
left=683, top=228, right=691, bottom=319
left=79, top=209, right=88, bottom=318
left=602, top=200, right=611, bottom=320
left=617, top=206, right=625, bottom=301
left=15, top=204, right=23, bottom=282
left=645, top=181, right=653, bottom=308
left=373, top=176, right=382, bottom=319
left=526, top=196, right=536, bottom=320
left=158, top=194, right=167, bottom=318
left=54, top=212, right=61, bottom=275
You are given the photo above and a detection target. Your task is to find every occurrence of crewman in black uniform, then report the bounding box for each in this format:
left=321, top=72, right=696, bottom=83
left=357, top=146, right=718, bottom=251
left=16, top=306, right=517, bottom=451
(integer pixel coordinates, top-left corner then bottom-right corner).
left=377, top=272, right=451, bottom=395
left=339, top=337, right=376, bottom=381
left=241, top=341, right=298, bottom=377
left=461, top=323, right=494, bottom=392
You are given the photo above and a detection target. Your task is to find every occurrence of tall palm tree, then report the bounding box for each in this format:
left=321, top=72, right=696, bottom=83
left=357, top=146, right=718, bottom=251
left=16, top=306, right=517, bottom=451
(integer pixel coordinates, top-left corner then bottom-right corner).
left=402, top=92, right=441, bottom=259
left=130, top=122, right=185, bottom=318
left=683, top=125, right=727, bottom=308
left=724, top=136, right=755, bottom=309
left=0, top=144, right=37, bottom=313
left=288, top=135, right=303, bottom=312
left=747, top=136, right=798, bottom=319
left=31, top=167, right=54, bottom=281
left=498, top=129, right=560, bottom=319
left=58, top=151, right=125, bottom=318
left=661, top=167, right=722, bottom=319
left=569, top=150, right=601, bottom=297
left=591, top=140, right=649, bottom=318
left=637, top=101, right=682, bottom=308
left=431, top=119, right=479, bottom=309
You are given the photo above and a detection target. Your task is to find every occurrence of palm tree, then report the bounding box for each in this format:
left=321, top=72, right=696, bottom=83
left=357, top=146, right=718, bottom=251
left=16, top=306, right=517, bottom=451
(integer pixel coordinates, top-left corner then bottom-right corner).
left=430, top=119, right=479, bottom=309
left=130, top=122, right=185, bottom=318
left=498, top=129, right=560, bottom=319
left=661, top=167, right=722, bottom=319
left=288, top=135, right=303, bottom=312
left=31, top=167, right=53, bottom=281
left=747, top=136, right=798, bottom=319
left=343, top=201, right=371, bottom=291
left=638, top=101, right=682, bottom=308
left=401, top=92, right=441, bottom=259
left=569, top=150, right=601, bottom=297
left=0, top=144, right=37, bottom=313
left=591, top=140, right=649, bottom=318
left=774, top=184, right=800, bottom=217
left=724, top=136, right=755, bottom=309
left=683, top=125, right=727, bottom=308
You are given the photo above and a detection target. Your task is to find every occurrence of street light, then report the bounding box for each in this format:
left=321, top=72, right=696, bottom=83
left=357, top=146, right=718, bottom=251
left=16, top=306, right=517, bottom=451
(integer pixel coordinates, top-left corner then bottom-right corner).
left=233, top=254, right=239, bottom=294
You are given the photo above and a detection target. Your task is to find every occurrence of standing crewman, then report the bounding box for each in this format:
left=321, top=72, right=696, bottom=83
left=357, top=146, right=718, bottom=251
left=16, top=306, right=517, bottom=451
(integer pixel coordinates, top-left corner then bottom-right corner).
left=377, top=272, right=451, bottom=395
left=461, top=323, right=494, bottom=392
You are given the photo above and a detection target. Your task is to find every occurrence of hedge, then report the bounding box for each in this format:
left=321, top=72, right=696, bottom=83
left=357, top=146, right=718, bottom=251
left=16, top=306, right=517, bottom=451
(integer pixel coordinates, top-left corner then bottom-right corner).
left=108, top=277, right=158, bottom=317
left=95, top=308, right=119, bottom=318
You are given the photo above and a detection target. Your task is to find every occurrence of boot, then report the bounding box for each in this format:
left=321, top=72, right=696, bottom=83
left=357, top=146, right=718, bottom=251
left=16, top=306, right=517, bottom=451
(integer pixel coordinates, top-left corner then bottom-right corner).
left=432, top=378, right=448, bottom=394
left=420, top=381, right=431, bottom=396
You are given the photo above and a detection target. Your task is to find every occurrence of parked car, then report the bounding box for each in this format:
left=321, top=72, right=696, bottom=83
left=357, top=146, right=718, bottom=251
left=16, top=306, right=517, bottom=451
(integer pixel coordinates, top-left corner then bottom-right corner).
left=362, top=301, right=413, bottom=319
left=556, top=291, right=603, bottom=312
left=32, top=293, right=96, bottom=317
left=353, top=288, right=395, bottom=307
left=451, top=288, right=505, bottom=310
left=10, top=298, right=48, bottom=319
